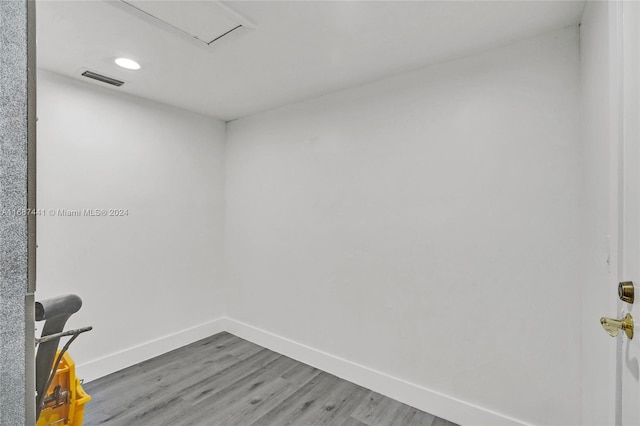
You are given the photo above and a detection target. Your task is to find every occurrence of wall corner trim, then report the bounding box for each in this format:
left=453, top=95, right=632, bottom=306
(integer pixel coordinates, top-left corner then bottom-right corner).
left=76, top=317, right=228, bottom=382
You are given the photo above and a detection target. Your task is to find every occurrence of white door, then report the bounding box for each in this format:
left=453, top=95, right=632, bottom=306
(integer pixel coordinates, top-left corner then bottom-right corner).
left=604, top=1, right=640, bottom=424
left=620, top=1, right=640, bottom=423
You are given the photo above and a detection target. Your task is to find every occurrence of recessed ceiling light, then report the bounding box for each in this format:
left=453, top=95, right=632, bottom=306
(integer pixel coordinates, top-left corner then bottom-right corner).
left=115, top=57, right=141, bottom=70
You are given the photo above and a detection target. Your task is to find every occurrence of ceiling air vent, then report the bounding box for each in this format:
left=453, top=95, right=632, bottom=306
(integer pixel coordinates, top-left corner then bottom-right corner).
left=81, top=71, right=124, bottom=87
left=115, top=0, right=255, bottom=50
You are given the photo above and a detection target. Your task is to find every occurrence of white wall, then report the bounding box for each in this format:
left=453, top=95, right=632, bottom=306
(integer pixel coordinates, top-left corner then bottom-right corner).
left=225, top=27, right=581, bottom=425
left=36, top=70, right=227, bottom=381
left=579, top=3, right=617, bottom=424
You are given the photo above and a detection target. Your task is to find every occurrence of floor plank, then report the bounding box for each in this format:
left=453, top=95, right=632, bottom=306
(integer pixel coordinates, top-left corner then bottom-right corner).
left=82, top=332, right=458, bottom=426
left=431, top=417, right=459, bottom=426
left=250, top=371, right=342, bottom=425
left=340, top=417, right=369, bottom=426
left=351, top=391, right=436, bottom=426
left=201, top=364, right=321, bottom=426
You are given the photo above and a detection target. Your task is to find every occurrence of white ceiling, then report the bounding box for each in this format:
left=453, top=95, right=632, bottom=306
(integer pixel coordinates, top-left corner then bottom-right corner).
left=36, top=0, right=586, bottom=121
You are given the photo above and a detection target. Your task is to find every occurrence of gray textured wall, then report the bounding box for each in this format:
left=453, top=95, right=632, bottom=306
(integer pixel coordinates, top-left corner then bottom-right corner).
left=0, top=0, right=36, bottom=424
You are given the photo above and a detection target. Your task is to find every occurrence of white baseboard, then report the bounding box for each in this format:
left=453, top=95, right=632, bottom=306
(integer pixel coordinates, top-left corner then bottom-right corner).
left=76, top=317, right=228, bottom=382
left=77, top=316, right=528, bottom=425
left=224, top=318, right=530, bottom=426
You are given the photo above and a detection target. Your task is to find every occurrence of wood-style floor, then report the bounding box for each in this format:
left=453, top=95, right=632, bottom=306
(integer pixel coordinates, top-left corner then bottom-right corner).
left=83, top=332, right=458, bottom=426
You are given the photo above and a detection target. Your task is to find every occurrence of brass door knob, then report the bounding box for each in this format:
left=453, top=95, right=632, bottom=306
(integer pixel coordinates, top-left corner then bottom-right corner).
left=600, top=313, right=634, bottom=339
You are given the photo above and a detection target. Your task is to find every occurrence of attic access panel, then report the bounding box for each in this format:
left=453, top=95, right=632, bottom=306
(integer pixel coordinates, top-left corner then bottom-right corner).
left=120, top=0, right=255, bottom=48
